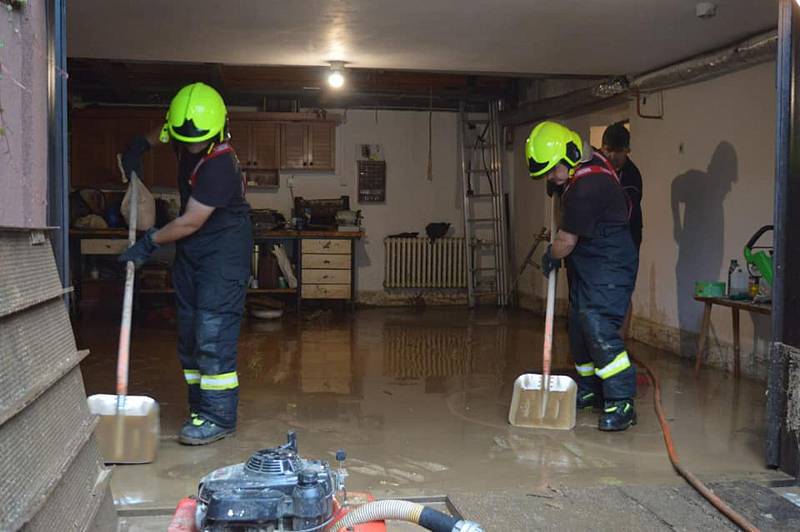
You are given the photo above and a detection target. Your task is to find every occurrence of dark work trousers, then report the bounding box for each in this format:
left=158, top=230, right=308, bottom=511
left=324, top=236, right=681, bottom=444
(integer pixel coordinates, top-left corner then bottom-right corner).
left=567, top=224, right=639, bottom=400
left=173, top=217, right=252, bottom=428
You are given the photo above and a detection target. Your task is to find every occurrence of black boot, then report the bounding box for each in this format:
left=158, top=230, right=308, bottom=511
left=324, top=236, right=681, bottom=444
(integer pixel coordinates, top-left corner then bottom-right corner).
left=576, top=390, right=603, bottom=411
left=598, top=399, right=637, bottom=431
left=179, top=416, right=235, bottom=445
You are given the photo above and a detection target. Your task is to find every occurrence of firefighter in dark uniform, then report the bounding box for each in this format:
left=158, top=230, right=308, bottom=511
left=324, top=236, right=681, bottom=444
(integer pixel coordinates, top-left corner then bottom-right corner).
left=119, top=82, right=252, bottom=445
left=526, top=121, right=638, bottom=431
left=601, top=122, right=643, bottom=250
left=601, top=122, right=643, bottom=337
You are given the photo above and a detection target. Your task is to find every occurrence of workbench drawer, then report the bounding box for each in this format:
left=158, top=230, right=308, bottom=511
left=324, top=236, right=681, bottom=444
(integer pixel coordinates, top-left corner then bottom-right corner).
left=302, top=254, right=350, bottom=270
left=302, top=284, right=351, bottom=300
left=301, top=239, right=351, bottom=254
left=302, top=269, right=351, bottom=284
left=80, top=238, right=129, bottom=255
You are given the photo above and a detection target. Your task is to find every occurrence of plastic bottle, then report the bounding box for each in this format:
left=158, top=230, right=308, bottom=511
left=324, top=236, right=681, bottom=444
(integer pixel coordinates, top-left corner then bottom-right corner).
left=728, top=260, right=749, bottom=299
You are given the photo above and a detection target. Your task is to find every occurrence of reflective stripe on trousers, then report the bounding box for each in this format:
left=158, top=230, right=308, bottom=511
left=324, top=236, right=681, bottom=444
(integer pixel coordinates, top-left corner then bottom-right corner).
left=595, top=351, right=631, bottom=380
left=183, top=369, right=201, bottom=385
left=200, top=371, right=239, bottom=391
left=575, top=362, right=595, bottom=377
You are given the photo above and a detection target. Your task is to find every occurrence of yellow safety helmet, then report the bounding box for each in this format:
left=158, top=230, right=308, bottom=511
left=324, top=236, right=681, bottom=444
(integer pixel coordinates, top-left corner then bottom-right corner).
left=525, top=121, right=583, bottom=178
left=160, top=82, right=227, bottom=144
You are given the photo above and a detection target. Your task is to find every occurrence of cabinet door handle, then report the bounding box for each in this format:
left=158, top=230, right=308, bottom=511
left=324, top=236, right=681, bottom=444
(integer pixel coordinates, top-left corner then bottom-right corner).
left=303, top=161, right=308, bottom=166
left=309, top=161, right=314, bottom=166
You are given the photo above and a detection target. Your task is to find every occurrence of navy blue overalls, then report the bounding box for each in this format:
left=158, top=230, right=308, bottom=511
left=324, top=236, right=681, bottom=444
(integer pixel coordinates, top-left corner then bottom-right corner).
left=173, top=142, right=252, bottom=428
left=564, top=153, right=639, bottom=400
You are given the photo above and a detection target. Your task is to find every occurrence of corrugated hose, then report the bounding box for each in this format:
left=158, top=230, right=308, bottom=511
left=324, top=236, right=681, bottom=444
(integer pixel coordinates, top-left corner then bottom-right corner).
left=331, top=500, right=483, bottom=531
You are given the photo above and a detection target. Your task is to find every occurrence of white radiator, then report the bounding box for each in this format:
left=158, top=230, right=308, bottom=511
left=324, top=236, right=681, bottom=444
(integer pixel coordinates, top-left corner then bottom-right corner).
left=384, top=237, right=467, bottom=289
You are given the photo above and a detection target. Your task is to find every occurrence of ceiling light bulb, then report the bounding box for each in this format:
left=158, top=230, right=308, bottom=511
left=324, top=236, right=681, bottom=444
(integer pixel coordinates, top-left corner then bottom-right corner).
left=328, top=70, right=345, bottom=89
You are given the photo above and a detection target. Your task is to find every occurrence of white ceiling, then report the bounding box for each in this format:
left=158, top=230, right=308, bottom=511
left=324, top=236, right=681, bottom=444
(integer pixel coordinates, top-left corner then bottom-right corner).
left=68, top=0, right=777, bottom=76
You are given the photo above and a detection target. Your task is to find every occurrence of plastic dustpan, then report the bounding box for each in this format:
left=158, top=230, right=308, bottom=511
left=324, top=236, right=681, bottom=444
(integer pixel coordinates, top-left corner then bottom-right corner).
left=508, top=196, right=577, bottom=430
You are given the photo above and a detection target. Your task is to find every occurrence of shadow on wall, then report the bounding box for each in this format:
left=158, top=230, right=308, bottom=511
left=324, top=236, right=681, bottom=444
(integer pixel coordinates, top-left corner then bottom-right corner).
left=671, top=141, right=738, bottom=357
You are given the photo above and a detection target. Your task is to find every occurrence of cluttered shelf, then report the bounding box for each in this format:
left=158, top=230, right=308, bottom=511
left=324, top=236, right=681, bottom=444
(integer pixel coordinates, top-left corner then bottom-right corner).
left=71, top=228, right=364, bottom=239
left=70, top=195, right=364, bottom=313
left=138, top=288, right=297, bottom=295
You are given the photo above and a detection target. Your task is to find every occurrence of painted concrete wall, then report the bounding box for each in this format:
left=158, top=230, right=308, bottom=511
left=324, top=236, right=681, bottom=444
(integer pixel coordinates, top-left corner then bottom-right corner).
left=245, top=110, right=463, bottom=297
left=0, top=1, right=49, bottom=228
left=630, top=62, right=775, bottom=378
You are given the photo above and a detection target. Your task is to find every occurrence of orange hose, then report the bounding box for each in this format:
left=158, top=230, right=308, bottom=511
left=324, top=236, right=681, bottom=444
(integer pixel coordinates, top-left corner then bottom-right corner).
left=634, top=357, right=760, bottom=532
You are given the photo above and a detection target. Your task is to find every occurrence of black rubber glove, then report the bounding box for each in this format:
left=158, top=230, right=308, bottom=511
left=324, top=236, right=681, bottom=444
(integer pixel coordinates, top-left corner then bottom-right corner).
left=118, top=227, right=159, bottom=269
left=120, top=135, right=151, bottom=181
left=541, top=244, right=561, bottom=278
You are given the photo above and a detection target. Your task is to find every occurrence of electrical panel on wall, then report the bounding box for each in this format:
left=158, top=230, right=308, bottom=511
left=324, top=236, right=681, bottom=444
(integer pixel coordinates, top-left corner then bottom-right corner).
left=357, top=144, right=386, bottom=203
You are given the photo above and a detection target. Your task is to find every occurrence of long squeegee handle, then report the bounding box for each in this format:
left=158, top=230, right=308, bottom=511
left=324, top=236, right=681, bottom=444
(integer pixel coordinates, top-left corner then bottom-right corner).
left=116, top=155, right=137, bottom=400
left=542, top=195, right=558, bottom=382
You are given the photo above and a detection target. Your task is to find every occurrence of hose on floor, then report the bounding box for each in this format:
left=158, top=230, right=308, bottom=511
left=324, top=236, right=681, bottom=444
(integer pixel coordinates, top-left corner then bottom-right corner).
left=634, top=356, right=760, bottom=532
left=331, top=500, right=483, bottom=532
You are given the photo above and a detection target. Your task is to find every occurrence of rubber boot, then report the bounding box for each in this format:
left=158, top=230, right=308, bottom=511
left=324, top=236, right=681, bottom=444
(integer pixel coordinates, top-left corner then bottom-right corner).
left=179, top=416, right=235, bottom=445
left=598, top=399, right=637, bottom=431
left=576, top=390, right=603, bottom=411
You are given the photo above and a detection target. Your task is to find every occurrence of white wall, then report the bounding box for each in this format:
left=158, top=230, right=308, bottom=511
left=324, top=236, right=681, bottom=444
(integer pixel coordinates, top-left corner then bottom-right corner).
left=630, top=62, right=775, bottom=377
left=246, top=110, right=463, bottom=295
left=511, top=62, right=776, bottom=378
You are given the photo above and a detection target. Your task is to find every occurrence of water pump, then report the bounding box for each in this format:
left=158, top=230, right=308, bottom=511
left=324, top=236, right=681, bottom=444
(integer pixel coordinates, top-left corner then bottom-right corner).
left=195, top=432, right=341, bottom=531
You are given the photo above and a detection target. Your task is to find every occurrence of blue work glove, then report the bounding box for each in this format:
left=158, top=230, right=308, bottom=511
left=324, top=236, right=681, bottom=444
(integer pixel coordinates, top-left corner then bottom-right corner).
left=120, top=135, right=151, bottom=181
left=118, top=227, right=159, bottom=269
left=541, top=244, right=561, bottom=278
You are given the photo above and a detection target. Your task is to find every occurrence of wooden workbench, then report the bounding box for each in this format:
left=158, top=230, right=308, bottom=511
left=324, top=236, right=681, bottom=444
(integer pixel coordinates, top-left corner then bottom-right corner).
left=693, top=296, right=771, bottom=377
left=69, top=227, right=364, bottom=312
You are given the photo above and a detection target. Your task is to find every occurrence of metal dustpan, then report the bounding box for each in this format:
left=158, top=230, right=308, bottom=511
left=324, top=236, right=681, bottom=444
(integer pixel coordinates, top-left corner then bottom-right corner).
left=509, top=197, right=577, bottom=430
left=88, top=165, right=160, bottom=464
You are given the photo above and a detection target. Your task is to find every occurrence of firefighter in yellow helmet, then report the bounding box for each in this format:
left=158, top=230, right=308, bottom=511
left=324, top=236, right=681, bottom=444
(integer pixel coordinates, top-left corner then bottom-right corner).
left=526, top=121, right=638, bottom=431
left=119, top=82, right=252, bottom=444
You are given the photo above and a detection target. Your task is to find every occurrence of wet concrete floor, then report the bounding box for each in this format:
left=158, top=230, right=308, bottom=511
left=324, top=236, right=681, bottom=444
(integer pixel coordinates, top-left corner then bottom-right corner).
left=75, top=306, right=784, bottom=512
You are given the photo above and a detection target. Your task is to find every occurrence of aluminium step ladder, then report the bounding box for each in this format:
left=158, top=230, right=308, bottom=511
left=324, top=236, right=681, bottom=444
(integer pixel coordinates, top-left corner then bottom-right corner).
left=458, top=100, right=510, bottom=307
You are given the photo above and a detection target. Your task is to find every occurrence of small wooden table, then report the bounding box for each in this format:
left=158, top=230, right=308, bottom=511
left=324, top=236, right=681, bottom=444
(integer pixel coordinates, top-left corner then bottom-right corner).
left=694, top=296, right=771, bottom=377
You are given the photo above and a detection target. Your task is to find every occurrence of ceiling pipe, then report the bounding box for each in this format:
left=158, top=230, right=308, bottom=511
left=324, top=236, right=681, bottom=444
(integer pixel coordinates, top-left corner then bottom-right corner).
left=502, top=29, right=777, bottom=127
left=630, top=29, right=777, bottom=92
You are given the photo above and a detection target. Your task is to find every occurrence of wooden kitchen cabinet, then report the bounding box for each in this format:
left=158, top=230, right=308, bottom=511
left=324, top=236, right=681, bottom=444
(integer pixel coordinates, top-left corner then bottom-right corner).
left=308, top=122, right=335, bottom=171
left=71, top=108, right=166, bottom=189
left=280, top=122, right=336, bottom=171
left=70, top=116, right=118, bottom=188
left=280, top=123, right=308, bottom=170
left=151, top=137, right=178, bottom=188
left=251, top=123, right=281, bottom=169
left=70, top=108, right=338, bottom=190
left=300, top=238, right=352, bottom=301
left=227, top=121, right=250, bottom=158
left=229, top=120, right=280, bottom=169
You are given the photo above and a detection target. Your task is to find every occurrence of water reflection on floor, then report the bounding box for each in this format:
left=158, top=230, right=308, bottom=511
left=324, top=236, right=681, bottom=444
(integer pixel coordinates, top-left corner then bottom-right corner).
left=75, top=306, right=777, bottom=510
